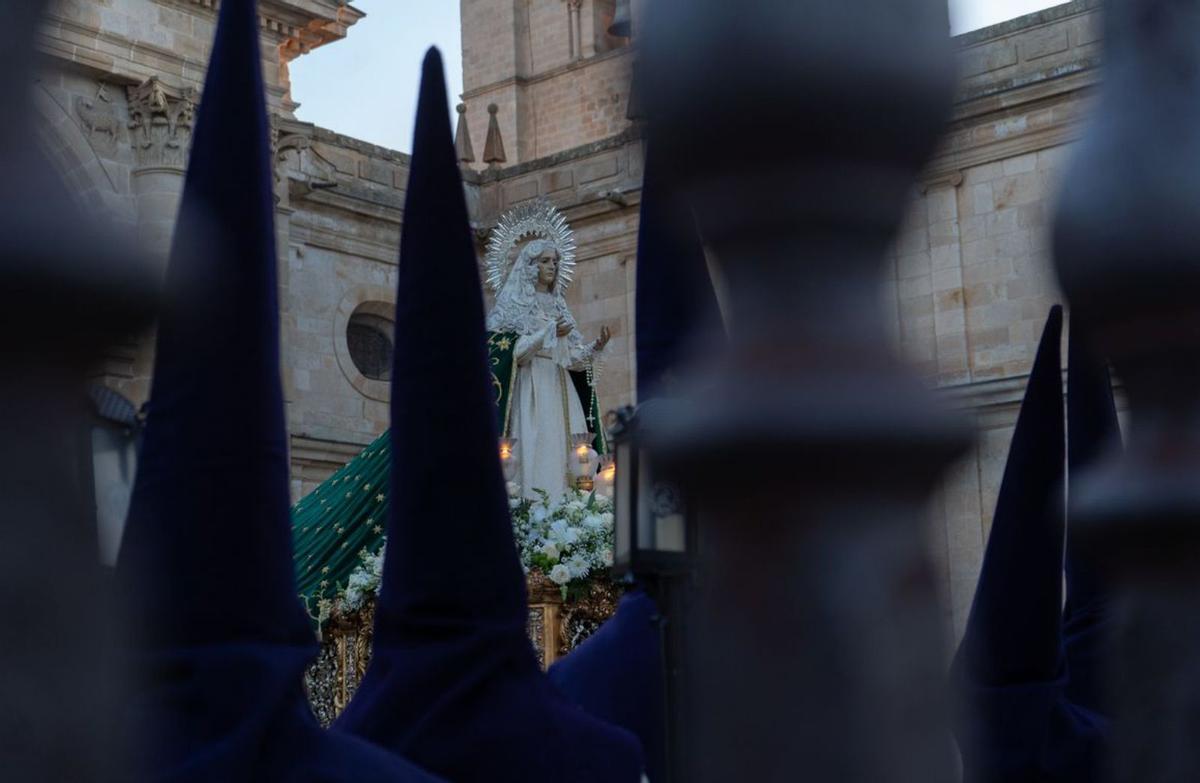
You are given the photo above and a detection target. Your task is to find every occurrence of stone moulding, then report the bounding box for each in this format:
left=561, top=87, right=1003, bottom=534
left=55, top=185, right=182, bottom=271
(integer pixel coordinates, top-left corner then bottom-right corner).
left=185, top=0, right=364, bottom=46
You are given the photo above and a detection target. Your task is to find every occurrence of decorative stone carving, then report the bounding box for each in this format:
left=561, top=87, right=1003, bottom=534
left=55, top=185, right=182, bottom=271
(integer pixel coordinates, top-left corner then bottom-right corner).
left=271, top=114, right=338, bottom=192
left=483, top=103, right=507, bottom=168
left=126, top=77, right=198, bottom=169
left=73, top=84, right=122, bottom=154
left=455, top=103, right=475, bottom=165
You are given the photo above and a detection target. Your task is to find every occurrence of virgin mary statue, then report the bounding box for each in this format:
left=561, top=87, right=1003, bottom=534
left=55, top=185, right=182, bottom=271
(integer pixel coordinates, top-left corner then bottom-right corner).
left=485, top=201, right=610, bottom=500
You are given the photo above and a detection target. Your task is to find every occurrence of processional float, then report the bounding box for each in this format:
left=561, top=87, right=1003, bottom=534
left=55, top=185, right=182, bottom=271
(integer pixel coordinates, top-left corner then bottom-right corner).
left=16, top=0, right=1200, bottom=780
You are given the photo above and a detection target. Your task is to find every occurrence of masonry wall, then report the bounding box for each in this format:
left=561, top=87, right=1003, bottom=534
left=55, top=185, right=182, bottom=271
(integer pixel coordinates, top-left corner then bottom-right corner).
left=279, top=129, right=409, bottom=498
left=896, top=1, right=1103, bottom=640
left=459, top=0, right=634, bottom=166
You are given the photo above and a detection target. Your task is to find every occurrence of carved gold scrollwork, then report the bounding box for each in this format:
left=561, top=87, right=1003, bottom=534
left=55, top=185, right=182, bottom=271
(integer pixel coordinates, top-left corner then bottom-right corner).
left=304, top=576, right=621, bottom=725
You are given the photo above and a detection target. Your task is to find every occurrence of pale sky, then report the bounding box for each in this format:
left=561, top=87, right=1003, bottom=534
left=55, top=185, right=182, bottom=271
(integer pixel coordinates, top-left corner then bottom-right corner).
left=291, top=1, right=1068, bottom=153
left=289, top=0, right=464, bottom=154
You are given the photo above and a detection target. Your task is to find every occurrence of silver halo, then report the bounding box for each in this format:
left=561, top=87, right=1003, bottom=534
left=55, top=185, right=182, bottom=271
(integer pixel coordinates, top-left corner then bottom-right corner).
left=484, top=198, right=577, bottom=295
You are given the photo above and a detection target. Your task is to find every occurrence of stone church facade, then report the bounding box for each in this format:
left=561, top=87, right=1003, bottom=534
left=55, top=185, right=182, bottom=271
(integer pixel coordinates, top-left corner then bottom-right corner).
left=37, top=0, right=1102, bottom=637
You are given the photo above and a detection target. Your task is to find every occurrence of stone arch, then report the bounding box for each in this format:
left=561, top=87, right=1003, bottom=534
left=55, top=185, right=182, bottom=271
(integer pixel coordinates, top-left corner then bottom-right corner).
left=31, top=82, right=136, bottom=226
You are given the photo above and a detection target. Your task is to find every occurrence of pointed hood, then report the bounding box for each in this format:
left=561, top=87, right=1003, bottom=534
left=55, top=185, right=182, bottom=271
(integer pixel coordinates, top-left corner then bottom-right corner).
left=635, top=144, right=723, bottom=399
left=0, top=5, right=156, bottom=779
left=379, top=49, right=526, bottom=625
left=953, top=306, right=1108, bottom=781
left=549, top=591, right=668, bottom=783
left=959, top=305, right=1066, bottom=686
left=1064, top=327, right=1120, bottom=715
left=118, top=0, right=300, bottom=647
left=333, top=49, right=644, bottom=783
left=115, top=2, right=439, bottom=779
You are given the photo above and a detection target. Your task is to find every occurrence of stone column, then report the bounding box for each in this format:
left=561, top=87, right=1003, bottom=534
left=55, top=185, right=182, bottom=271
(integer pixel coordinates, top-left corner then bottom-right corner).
left=126, top=77, right=197, bottom=264
left=568, top=0, right=584, bottom=62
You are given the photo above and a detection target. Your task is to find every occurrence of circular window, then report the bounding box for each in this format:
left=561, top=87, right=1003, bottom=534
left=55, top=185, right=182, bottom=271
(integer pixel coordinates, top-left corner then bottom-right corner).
left=346, top=312, right=394, bottom=381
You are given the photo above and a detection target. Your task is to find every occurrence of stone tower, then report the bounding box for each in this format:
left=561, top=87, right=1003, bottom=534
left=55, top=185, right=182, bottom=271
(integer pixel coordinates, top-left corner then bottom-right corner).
left=459, top=0, right=636, bottom=166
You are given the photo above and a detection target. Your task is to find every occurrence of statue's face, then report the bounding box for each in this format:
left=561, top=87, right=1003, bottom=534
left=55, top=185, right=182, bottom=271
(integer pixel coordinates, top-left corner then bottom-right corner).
left=535, top=250, right=559, bottom=290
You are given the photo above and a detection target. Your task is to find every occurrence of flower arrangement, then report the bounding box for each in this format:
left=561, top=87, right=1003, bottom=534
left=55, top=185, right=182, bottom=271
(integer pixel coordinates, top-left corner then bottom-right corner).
left=343, top=545, right=386, bottom=611
left=326, top=485, right=614, bottom=616
left=510, top=486, right=615, bottom=598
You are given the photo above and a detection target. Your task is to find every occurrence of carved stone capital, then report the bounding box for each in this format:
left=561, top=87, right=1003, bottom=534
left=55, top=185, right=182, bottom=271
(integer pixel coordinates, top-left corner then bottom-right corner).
left=270, top=114, right=339, bottom=203
left=126, top=77, right=198, bottom=170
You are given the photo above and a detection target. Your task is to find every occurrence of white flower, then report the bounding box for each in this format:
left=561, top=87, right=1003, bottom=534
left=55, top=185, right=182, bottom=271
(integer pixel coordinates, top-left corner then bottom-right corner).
left=531, top=506, right=549, bottom=523
left=566, top=554, right=590, bottom=579
left=539, top=542, right=560, bottom=561
left=548, top=564, right=572, bottom=585
left=506, top=481, right=521, bottom=498
left=565, top=500, right=586, bottom=514
left=582, top=514, right=604, bottom=529
left=509, top=497, right=522, bottom=510
left=549, top=519, right=580, bottom=546
left=600, top=511, right=614, bottom=526
left=602, top=548, right=613, bottom=567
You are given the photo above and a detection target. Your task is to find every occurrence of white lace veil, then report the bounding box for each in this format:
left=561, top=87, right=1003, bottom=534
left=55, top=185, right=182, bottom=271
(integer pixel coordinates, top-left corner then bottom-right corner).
left=486, top=239, right=581, bottom=342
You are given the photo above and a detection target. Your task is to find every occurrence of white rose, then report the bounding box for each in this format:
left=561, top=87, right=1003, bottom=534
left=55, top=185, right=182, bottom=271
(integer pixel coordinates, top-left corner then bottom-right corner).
left=531, top=506, right=548, bottom=523
left=548, top=564, right=572, bottom=585
left=566, top=500, right=586, bottom=514
left=509, top=497, right=522, bottom=510
left=583, top=514, right=604, bottom=529
left=602, top=548, right=613, bottom=567
left=601, top=512, right=614, bottom=526
left=539, top=542, right=560, bottom=561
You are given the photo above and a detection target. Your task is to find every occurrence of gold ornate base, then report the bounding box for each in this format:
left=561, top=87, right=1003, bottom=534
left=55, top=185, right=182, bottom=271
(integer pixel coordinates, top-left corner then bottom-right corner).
left=304, top=573, right=623, bottom=726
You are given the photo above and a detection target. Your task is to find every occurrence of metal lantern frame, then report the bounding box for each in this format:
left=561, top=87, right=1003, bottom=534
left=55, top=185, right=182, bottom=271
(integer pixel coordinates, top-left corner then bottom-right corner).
left=607, top=401, right=696, bottom=579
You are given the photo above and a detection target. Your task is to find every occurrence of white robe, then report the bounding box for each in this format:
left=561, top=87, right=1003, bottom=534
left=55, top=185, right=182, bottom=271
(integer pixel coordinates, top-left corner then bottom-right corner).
left=510, top=293, right=593, bottom=500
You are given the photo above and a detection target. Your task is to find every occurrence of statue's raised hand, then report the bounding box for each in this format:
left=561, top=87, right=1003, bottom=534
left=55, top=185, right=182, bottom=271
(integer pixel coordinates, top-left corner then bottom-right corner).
left=594, top=325, right=612, bottom=351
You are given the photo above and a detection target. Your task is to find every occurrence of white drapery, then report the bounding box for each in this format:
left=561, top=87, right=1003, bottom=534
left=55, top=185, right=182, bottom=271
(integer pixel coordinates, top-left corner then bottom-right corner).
left=488, top=251, right=596, bottom=500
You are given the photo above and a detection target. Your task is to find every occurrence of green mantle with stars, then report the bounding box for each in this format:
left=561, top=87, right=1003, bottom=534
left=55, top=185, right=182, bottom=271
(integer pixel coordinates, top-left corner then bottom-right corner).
left=292, top=331, right=606, bottom=621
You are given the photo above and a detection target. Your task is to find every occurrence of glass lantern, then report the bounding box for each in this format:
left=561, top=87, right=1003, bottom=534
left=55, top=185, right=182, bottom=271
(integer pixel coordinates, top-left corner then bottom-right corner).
left=607, top=402, right=694, bottom=578
left=570, top=432, right=599, bottom=491
left=596, top=454, right=616, bottom=499
left=498, top=436, right=519, bottom=484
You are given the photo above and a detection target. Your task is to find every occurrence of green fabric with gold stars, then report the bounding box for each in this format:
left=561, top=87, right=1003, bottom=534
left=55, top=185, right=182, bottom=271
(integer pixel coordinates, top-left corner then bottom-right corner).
left=291, top=332, right=518, bottom=618
left=292, top=429, right=392, bottom=619
left=291, top=330, right=605, bottom=619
